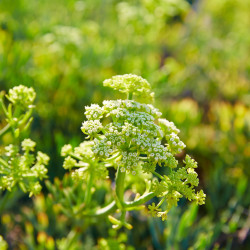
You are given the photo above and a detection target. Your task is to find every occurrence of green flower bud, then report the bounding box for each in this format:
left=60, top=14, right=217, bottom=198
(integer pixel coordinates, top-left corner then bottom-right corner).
left=148, top=202, right=162, bottom=217
left=31, top=164, right=48, bottom=179
left=29, top=182, right=42, bottom=197
left=195, top=190, right=206, bottom=205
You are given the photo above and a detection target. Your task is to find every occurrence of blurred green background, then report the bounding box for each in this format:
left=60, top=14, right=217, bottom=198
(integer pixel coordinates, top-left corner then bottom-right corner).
left=0, top=0, right=249, bottom=249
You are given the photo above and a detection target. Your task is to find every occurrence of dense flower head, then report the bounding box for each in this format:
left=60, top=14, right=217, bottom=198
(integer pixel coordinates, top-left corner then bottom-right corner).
left=63, top=156, right=77, bottom=170
left=81, top=120, right=103, bottom=137
left=0, top=139, right=49, bottom=196
left=158, top=118, right=186, bottom=154
left=36, top=152, right=50, bottom=165
left=61, top=140, right=108, bottom=181
left=6, top=85, right=36, bottom=109
left=61, top=141, right=95, bottom=159
left=184, top=154, right=198, bottom=169
left=61, top=144, right=73, bottom=157
left=21, top=138, right=36, bottom=152
left=103, top=74, right=154, bottom=99
left=158, top=118, right=180, bottom=135
left=74, top=141, right=95, bottom=159
left=61, top=74, right=205, bottom=224
left=81, top=97, right=186, bottom=176
left=84, top=104, right=104, bottom=120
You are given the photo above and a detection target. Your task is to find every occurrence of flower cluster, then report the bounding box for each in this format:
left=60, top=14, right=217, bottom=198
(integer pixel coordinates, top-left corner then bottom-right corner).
left=118, top=151, right=139, bottom=175
left=81, top=120, right=103, bottom=137
left=0, top=139, right=49, bottom=197
left=6, top=85, right=36, bottom=109
left=61, top=141, right=108, bottom=181
left=85, top=104, right=104, bottom=120
left=150, top=155, right=206, bottom=219
left=0, top=85, right=37, bottom=140
left=61, top=74, right=205, bottom=225
left=103, top=74, right=154, bottom=99
left=159, top=118, right=186, bottom=154
left=81, top=97, right=184, bottom=177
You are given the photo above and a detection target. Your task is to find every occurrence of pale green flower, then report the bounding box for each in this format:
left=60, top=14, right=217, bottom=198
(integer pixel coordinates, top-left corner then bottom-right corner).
left=6, top=85, right=36, bottom=109
left=21, top=138, right=36, bottom=152
left=103, top=74, right=154, bottom=99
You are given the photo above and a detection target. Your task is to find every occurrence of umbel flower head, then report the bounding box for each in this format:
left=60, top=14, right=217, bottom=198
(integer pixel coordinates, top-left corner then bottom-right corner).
left=0, top=139, right=49, bottom=197
left=6, top=85, right=36, bottom=109
left=103, top=74, right=155, bottom=100
left=63, top=74, right=205, bottom=223
left=81, top=75, right=185, bottom=175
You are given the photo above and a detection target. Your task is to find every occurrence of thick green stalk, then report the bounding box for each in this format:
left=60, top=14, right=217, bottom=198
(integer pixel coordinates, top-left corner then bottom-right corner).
left=124, top=192, right=155, bottom=208
left=0, top=97, right=8, bottom=117
left=115, top=166, right=126, bottom=208
left=127, top=92, right=133, bottom=100
left=0, top=124, right=11, bottom=138
left=85, top=201, right=117, bottom=217
left=69, top=153, right=83, bottom=161
left=152, top=171, right=164, bottom=180
left=84, top=170, right=94, bottom=207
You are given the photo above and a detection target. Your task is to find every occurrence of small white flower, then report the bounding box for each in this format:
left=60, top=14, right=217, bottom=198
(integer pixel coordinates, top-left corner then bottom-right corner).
left=121, top=167, right=126, bottom=172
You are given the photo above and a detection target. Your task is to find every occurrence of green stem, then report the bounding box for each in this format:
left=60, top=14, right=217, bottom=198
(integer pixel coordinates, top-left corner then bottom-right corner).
left=124, top=192, right=155, bottom=208
left=120, top=210, right=126, bottom=222
left=0, top=123, right=11, bottom=138
left=86, top=201, right=117, bottom=217
left=18, top=108, right=33, bottom=126
left=0, top=191, right=12, bottom=214
left=152, top=171, right=164, bottom=180
left=84, top=170, right=94, bottom=207
left=104, top=152, right=121, bottom=162
left=156, top=197, right=166, bottom=208
left=0, top=158, right=9, bottom=168
left=0, top=98, right=8, bottom=117
left=115, top=166, right=126, bottom=208
left=127, top=92, right=133, bottom=100
left=69, top=153, right=83, bottom=162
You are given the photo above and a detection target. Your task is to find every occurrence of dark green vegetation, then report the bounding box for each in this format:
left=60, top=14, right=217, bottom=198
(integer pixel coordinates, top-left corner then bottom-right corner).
left=0, top=0, right=249, bottom=249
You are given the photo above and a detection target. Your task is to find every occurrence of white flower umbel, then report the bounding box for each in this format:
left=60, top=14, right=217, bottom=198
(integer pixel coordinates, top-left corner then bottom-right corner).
left=61, top=74, right=205, bottom=225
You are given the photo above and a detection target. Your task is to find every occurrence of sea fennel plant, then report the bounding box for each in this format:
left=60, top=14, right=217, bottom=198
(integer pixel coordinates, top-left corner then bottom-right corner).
left=61, top=74, right=205, bottom=229
left=0, top=86, right=49, bottom=198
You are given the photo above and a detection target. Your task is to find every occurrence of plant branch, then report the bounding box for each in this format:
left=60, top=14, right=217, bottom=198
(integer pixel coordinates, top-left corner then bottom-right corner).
left=0, top=123, right=11, bottom=138
left=152, top=171, right=164, bottom=180
left=115, top=166, right=126, bottom=208
left=86, top=201, right=117, bottom=217
left=84, top=170, right=94, bottom=207
left=124, top=192, right=155, bottom=208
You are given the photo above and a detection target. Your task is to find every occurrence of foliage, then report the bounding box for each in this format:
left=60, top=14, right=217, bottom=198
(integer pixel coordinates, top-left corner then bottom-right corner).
left=0, top=76, right=205, bottom=248
left=0, top=86, right=49, bottom=197
left=0, top=0, right=250, bottom=249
